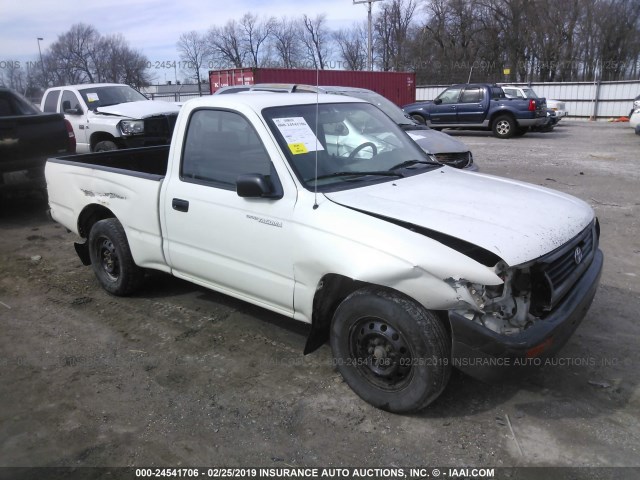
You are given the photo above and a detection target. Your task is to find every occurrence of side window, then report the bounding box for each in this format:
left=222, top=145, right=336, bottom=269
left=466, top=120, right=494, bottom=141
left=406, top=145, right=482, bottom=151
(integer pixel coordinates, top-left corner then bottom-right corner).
left=460, top=88, right=483, bottom=103
left=43, top=90, right=61, bottom=112
left=181, top=109, right=273, bottom=189
left=491, top=87, right=505, bottom=100
left=61, top=90, right=81, bottom=112
left=436, top=88, right=462, bottom=104
left=0, top=93, right=14, bottom=116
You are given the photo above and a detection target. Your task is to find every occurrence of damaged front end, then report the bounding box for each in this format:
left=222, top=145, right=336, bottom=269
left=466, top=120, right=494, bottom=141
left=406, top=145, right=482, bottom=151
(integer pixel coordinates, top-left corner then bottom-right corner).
left=447, top=220, right=602, bottom=382
left=452, top=220, right=599, bottom=337
left=452, top=261, right=535, bottom=336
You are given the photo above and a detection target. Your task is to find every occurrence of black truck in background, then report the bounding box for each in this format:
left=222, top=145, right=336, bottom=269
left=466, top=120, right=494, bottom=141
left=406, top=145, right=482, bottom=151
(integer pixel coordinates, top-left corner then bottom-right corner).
left=0, top=87, right=75, bottom=192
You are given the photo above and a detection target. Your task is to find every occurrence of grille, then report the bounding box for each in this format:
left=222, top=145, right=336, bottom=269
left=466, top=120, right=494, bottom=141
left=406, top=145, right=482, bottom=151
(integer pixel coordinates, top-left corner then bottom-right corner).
left=144, top=114, right=178, bottom=141
left=530, top=222, right=597, bottom=314
left=433, top=152, right=471, bottom=169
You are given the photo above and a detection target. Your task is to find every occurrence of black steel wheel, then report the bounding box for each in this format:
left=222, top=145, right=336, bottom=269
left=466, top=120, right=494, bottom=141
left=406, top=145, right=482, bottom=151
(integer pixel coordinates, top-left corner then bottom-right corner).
left=88, top=218, right=144, bottom=295
left=330, top=286, right=451, bottom=413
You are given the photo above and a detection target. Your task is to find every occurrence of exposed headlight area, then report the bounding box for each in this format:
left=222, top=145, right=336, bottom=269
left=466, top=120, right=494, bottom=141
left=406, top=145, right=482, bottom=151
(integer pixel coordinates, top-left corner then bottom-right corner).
left=118, top=119, right=144, bottom=136
left=432, top=151, right=473, bottom=169
left=454, top=261, right=534, bottom=335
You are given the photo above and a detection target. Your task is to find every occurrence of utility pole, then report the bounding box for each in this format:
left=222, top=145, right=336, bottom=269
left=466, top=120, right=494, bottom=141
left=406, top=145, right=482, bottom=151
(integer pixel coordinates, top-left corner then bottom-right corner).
left=353, top=0, right=382, bottom=71
left=37, top=37, right=46, bottom=87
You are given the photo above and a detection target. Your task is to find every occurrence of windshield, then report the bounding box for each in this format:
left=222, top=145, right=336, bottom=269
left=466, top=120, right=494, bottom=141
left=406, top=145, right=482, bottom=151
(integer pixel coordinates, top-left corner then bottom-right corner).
left=335, top=90, right=412, bottom=125
left=263, top=102, right=439, bottom=192
left=78, top=85, right=148, bottom=111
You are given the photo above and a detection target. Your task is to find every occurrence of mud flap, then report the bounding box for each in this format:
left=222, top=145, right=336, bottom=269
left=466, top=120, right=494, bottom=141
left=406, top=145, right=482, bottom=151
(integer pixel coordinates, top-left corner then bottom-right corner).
left=74, top=241, right=91, bottom=265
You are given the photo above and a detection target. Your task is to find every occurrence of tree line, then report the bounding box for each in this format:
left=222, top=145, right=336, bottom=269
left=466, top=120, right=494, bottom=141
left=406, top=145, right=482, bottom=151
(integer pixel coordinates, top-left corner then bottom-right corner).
left=179, top=0, right=640, bottom=85
left=2, top=0, right=639, bottom=97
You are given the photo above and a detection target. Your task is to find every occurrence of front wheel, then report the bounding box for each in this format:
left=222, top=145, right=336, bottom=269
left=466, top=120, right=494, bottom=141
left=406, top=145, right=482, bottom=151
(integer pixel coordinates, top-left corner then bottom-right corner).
left=88, top=218, right=144, bottom=295
left=330, top=287, right=451, bottom=413
left=94, top=140, right=118, bottom=152
left=492, top=115, right=516, bottom=139
left=411, top=114, right=426, bottom=125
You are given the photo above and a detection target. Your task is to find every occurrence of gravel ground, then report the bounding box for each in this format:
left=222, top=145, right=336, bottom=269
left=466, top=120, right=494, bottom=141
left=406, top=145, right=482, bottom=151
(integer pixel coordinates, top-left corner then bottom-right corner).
left=0, top=120, right=638, bottom=475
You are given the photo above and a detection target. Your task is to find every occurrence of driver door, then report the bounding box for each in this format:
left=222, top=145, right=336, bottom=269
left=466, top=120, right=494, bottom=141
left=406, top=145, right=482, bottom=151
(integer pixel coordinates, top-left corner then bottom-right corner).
left=161, top=108, right=296, bottom=315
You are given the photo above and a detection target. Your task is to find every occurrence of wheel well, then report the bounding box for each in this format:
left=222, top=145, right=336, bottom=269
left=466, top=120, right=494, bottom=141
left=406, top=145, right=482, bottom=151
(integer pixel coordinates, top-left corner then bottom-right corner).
left=77, top=204, right=116, bottom=238
left=490, top=111, right=515, bottom=126
left=304, top=274, right=451, bottom=354
left=90, top=132, right=120, bottom=151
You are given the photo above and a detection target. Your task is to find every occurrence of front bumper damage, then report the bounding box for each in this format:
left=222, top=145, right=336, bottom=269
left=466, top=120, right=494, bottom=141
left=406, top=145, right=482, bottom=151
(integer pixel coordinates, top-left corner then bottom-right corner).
left=449, top=248, right=603, bottom=382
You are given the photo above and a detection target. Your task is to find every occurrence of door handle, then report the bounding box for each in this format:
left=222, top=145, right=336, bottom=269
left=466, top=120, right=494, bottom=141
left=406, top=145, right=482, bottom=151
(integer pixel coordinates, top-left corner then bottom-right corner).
left=172, top=198, right=189, bottom=212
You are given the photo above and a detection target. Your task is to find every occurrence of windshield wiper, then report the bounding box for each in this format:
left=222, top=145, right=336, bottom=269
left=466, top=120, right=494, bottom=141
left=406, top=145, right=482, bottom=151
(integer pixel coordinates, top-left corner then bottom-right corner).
left=389, top=159, right=442, bottom=171
left=309, top=170, right=404, bottom=182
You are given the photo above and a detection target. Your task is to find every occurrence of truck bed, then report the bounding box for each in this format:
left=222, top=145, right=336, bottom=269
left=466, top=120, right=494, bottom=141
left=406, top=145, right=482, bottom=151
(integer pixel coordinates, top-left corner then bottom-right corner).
left=48, top=145, right=169, bottom=179
left=46, top=145, right=171, bottom=272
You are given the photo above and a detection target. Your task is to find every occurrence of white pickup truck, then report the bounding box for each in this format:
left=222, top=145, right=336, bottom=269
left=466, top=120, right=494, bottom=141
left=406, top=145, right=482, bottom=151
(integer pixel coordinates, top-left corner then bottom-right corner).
left=46, top=93, right=602, bottom=413
left=41, top=83, right=180, bottom=153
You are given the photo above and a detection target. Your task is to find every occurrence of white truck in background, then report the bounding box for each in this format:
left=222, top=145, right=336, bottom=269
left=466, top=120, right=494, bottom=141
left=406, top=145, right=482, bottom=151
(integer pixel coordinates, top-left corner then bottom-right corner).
left=501, top=85, right=568, bottom=118
left=45, top=93, right=602, bottom=413
left=41, top=83, right=180, bottom=153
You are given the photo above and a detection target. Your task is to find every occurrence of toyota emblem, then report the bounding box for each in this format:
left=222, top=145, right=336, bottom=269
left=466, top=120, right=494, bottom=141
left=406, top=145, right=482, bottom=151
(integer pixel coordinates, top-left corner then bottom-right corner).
left=574, top=246, right=583, bottom=265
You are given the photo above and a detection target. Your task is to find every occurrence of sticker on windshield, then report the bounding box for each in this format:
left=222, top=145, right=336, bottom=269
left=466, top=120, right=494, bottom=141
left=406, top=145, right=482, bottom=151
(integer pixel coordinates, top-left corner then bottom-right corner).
left=273, top=117, right=324, bottom=155
left=86, top=93, right=99, bottom=103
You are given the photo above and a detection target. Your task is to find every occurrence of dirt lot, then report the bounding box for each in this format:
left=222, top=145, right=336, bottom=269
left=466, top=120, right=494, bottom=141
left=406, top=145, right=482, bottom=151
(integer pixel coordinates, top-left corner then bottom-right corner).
left=1, top=121, right=639, bottom=473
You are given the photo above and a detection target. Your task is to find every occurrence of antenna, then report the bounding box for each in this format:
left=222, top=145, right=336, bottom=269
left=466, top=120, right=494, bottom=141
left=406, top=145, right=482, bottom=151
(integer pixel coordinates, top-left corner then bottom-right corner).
left=313, top=67, right=320, bottom=210
left=467, top=66, right=474, bottom=83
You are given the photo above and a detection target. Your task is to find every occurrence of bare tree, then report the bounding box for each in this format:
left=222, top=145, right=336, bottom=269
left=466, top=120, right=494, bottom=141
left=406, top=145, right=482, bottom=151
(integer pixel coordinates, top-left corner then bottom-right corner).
left=177, top=31, right=209, bottom=94
left=374, top=0, right=417, bottom=71
left=0, top=62, right=28, bottom=93
left=208, top=20, right=245, bottom=68
left=334, top=23, right=368, bottom=70
left=270, top=17, right=302, bottom=68
left=300, top=14, right=331, bottom=69
left=240, top=13, right=275, bottom=67
left=41, top=24, right=151, bottom=88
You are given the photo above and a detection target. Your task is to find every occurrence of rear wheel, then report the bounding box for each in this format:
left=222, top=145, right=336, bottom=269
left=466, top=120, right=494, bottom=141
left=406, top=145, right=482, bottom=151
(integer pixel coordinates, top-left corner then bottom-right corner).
left=330, top=286, right=451, bottom=413
left=492, top=115, right=516, bottom=139
left=88, top=218, right=144, bottom=295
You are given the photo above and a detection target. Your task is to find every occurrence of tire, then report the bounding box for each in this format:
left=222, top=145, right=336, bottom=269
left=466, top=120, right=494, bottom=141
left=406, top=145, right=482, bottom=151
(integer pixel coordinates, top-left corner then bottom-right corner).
left=411, top=114, right=426, bottom=125
left=88, top=218, right=144, bottom=296
left=492, top=115, right=516, bottom=139
left=94, top=140, right=118, bottom=152
left=330, top=286, right=451, bottom=413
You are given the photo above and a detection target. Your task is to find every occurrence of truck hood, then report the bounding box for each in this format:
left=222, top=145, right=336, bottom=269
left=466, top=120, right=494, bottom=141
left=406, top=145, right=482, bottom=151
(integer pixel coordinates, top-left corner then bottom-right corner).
left=406, top=129, right=468, bottom=154
left=95, top=100, right=180, bottom=118
left=324, top=168, right=594, bottom=266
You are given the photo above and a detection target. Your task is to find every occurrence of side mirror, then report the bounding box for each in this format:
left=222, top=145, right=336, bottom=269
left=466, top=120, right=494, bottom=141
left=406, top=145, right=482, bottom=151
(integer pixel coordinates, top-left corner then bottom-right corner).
left=64, top=108, right=83, bottom=115
left=433, top=98, right=442, bottom=105
left=236, top=174, right=282, bottom=199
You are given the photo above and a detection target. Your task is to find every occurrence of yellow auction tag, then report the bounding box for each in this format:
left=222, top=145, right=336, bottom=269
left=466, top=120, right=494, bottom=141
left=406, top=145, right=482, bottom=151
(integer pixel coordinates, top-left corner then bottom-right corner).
left=288, top=143, right=308, bottom=155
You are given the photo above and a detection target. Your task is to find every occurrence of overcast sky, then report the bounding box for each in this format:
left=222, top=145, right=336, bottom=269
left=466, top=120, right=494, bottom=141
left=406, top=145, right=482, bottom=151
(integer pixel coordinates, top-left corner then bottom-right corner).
left=1, top=0, right=370, bottom=80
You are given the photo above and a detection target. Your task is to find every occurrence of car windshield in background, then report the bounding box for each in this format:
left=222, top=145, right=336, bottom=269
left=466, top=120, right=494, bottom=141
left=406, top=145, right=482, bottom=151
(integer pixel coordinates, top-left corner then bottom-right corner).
left=332, top=90, right=411, bottom=125
left=263, top=102, right=439, bottom=192
left=78, top=86, right=148, bottom=111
